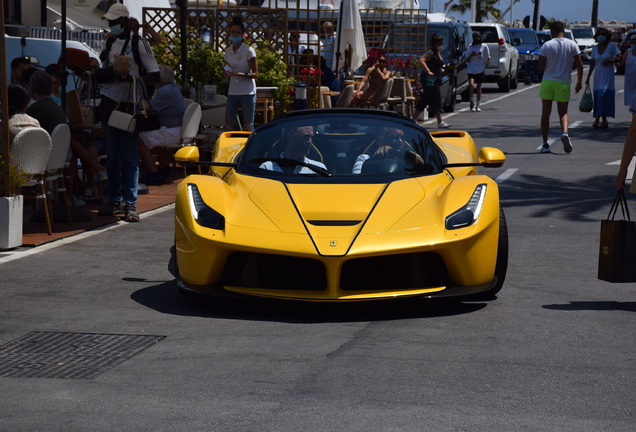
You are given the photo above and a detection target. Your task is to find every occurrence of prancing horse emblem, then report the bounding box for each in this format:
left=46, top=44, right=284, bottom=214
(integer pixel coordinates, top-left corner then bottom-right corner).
left=330, top=240, right=337, bottom=247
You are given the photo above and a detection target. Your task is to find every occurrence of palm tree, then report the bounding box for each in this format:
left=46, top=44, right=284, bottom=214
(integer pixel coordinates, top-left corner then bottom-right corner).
left=447, top=0, right=502, bottom=23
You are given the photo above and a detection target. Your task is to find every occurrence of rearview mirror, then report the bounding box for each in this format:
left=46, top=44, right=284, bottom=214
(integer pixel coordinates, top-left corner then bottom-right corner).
left=175, top=146, right=200, bottom=163
left=478, top=147, right=505, bottom=168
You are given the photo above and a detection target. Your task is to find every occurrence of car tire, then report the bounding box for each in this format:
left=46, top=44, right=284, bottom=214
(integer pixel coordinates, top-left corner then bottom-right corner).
left=510, top=65, right=519, bottom=90
left=443, top=80, right=457, bottom=112
left=471, top=207, right=509, bottom=300
left=498, top=73, right=511, bottom=92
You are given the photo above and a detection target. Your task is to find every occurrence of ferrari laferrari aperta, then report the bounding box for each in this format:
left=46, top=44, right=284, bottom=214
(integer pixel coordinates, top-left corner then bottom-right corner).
left=173, top=109, right=507, bottom=301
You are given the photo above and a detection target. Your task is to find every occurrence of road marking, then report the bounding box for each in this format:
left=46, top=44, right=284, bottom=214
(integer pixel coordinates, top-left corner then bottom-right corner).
left=606, top=157, right=636, bottom=185
left=618, top=89, right=624, bottom=93
left=495, top=168, right=518, bottom=184
left=422, top=82, right=541, bottom=124
left=0, top=204, right=175, bottom=265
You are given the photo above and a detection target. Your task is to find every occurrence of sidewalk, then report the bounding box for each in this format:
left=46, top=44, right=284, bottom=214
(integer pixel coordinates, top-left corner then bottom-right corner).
left=21, top=173, right=181, bottom=247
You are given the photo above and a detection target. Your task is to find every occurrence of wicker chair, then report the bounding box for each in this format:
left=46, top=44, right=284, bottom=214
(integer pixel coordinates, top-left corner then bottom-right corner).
left=11, top=127, right=53, bottom=235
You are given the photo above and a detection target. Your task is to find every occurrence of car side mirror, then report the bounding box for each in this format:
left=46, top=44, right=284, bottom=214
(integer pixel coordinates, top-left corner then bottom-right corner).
left=478, top=147, right=505, bottom=168
left=175, top=146, right=200, bottom=163
left=513, top=38, right=521, bottom=46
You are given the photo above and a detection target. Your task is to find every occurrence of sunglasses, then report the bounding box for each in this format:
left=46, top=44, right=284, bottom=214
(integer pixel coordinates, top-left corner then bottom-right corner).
left=385, top=134, right=403, bottom=142
left=378, top=59, right=387, bottom=63
left=292, top=132, right=313, bottom=141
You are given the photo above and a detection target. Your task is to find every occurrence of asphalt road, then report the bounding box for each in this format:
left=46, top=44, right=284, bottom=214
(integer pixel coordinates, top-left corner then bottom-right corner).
left=1, top=72, right=635, bottom=431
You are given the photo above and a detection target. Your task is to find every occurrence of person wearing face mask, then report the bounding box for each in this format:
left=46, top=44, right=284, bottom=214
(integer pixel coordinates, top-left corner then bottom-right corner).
left=465, top=32, right=490, bottom=112
left=94, top=3, right=160, bottom=222
left=616, top=33, right=636, bottom=110
left=585, top=27, right=620, bottom=129
left=223, top=16, right=258, bottom=132
left=412, top=34, right=451, bottom=128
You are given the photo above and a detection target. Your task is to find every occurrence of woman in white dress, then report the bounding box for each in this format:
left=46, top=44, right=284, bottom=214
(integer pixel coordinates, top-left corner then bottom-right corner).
left=585, top=27, right=620, bottom=129
left=617, top=33, right=636, bottom=109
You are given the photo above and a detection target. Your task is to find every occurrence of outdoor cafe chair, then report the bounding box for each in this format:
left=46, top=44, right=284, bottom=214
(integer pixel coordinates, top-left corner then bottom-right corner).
left=45, top=123, right=73, bottom=227
left=11, top=127, right=53, bottom=235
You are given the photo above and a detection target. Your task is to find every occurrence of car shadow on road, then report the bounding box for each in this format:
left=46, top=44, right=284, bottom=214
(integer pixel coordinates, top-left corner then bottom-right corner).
left=543, top=301, right=636, bottom=313
left=499, top=174, right=618, bottom=222
left=130, top=281, right=489, bottom=323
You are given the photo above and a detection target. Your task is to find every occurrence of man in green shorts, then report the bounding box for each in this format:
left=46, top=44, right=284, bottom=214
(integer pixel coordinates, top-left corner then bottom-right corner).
left=538, top=21, right=583, bottom=153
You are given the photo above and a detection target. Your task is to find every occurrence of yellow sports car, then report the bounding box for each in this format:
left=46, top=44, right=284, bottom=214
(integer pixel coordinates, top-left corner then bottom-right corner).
left=172, top=109, right=507, bottom=301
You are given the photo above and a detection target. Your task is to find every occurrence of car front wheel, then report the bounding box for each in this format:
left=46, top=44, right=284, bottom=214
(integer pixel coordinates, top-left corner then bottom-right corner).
left=498, top=72, right=511, bottom=92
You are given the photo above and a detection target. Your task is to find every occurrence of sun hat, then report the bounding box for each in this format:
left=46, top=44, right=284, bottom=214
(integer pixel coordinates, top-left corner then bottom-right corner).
left=102, top=3, right=129, bottom=20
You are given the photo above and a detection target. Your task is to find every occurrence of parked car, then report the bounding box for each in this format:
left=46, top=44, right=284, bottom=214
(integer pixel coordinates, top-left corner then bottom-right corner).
left=616, top=29, right=636, bottom=76
left=5, top=36, right=99, bottom=90
left=388, top=20, right=472, bottom=112
left=570, top=26, right=597, bottom=62
left=536, top=30, right=551, bottom=46
left=508, top=28, right=541, bottom=81
left=171, top=108, right=508, bottom=301
left=469, top=22, right=519, bottom=92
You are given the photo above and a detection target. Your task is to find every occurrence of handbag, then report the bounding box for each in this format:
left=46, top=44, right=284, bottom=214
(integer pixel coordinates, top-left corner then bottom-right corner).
left=135, top=81, right=161, bottom=132
left=598, top=190, right=636, bottom=282
left=579, top=84, right=593, bottom=113
left=108, top=77, right=138, bottom=133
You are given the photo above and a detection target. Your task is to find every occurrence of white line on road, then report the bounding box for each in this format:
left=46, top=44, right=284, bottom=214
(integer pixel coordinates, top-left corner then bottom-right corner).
left=606, top=157, right=636, bottom=185
left=495, top=168, right=518, bottom=184
left=0, top=204, right=175, bottom=265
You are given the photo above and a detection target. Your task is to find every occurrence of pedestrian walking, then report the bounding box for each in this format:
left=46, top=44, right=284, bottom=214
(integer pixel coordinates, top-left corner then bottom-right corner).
left=95, top=3, right=160, bottom=222
left=223, top=15, right=258, bottom=132
left=466, top=31, right=490, bottom=112
left=412, top=34, right=451, bottom=128
left=616, top=33, right=636, bottom=108
left=537, top=21, right=583, bottom=154
left=615, top=94, right=636, bottom=192
left=585, top=27, right=620, bottom=129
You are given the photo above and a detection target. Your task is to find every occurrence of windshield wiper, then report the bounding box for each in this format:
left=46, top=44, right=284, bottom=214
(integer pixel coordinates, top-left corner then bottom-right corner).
left=248, top=157, right=332, bottom=177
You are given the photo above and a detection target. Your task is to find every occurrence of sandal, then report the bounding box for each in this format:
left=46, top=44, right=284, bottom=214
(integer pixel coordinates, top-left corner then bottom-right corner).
left=124, top=206, right=140, bottom=222
left=592, top=122, right=600, bottom=129
left=600, top=121, right=609, bottom=129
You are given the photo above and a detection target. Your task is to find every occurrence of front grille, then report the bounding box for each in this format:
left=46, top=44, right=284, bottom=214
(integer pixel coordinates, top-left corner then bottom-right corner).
left=340, top=252, right=450, bottom=291
left=222, top=252, right=327, bottom=290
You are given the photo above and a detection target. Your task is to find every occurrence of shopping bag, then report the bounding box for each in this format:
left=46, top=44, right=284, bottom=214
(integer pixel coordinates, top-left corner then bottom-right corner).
left=579, top=85, right=593, bottom=113
left=598, top=190, right=636, bottom=282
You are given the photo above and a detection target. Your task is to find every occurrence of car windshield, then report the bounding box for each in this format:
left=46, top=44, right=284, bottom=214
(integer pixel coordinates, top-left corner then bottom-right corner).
left=536, top=32, right=551, bottom=44
left=239, top=113, right=443, bottom=182
left=508, top=30, right=538, bottom=44
left=572, top=28, right=594, bottom=39
left=471, top=27, right=500, bottom=44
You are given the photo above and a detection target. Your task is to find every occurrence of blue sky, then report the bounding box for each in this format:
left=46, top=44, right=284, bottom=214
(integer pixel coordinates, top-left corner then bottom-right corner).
left=426, top=0, right=636, bottom=24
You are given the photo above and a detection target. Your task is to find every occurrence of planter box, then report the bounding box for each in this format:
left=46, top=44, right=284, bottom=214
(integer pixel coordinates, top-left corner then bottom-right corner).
left=0, top=195, right=23, bottom=250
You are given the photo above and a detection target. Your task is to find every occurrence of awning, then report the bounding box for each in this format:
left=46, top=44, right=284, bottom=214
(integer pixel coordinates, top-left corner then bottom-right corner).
left=45, top=0, right=172, bottom=30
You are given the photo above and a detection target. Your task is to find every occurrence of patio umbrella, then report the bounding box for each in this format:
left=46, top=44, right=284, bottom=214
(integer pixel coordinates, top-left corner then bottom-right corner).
left=334, top=0, right=367, bottom=73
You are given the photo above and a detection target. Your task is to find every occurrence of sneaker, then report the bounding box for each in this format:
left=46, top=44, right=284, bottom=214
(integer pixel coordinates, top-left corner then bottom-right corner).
left=470, top=101, right=475, bottom=112
left=476, top=104, right=482, bottom=112
left=540, top=143, right=551, bottom=153
left=438, top=121, right=451, bottom=129
left=124, top=206, right=140, bottom=222
left=97, top=171, right=108, bottom=182
left=561, top=134, right=572, bottom=153
left=98, top=201, right=125, bottom=216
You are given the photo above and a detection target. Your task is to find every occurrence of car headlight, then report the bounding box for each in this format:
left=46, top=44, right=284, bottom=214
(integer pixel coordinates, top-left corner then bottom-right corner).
left=187, top=183, right=225, bottom=230
left=445, top=184, right=487, bottom=230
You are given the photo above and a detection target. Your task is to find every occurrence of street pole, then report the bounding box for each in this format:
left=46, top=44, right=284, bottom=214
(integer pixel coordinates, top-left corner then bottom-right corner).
left=591, top=0, right=599, bottom=26
left=0, top=0, right=10, bottom=196
left=532, top=0, right=541, bottom=31
left=470, top=0, right=477, bottom=23
left=177, top=0, right=188, bottom=96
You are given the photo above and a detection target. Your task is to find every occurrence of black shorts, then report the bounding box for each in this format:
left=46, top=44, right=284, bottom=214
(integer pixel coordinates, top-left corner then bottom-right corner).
left=468, top=72, right=485, bottom=84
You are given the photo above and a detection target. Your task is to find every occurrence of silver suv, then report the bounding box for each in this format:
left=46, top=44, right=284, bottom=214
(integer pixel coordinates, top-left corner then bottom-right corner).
left=469, top=23, right=519, bottom=92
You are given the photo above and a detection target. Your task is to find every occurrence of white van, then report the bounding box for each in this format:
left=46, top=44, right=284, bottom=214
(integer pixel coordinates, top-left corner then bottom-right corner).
left=5, top=35, right=100, bottom=90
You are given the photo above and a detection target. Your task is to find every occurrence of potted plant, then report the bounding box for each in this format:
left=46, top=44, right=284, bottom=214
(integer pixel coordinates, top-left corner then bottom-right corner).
left=0, top=158, right=29, bottom=250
